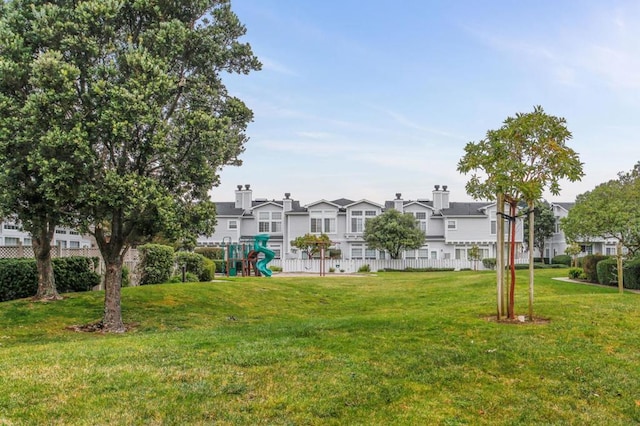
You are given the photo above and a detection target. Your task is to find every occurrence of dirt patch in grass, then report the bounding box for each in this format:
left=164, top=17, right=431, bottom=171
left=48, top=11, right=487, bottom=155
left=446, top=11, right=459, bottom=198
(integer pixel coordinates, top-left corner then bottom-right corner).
left=66, top=321, right=140, bottom=333
left=482, top=315, right=551, bottom=325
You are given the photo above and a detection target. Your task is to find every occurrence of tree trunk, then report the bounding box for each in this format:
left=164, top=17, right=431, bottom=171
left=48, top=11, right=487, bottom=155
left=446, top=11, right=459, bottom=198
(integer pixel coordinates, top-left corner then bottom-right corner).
left=496, top=193, right=504, bottom=319
left=32, top=224, right=61, bottom=301
left=616, top=241, right=624, bottom=294
left=528, top=200, right=535, bottom=321
left=508, top=201, right=517, bottom=320
left=102, top=252, right=125, bottom=332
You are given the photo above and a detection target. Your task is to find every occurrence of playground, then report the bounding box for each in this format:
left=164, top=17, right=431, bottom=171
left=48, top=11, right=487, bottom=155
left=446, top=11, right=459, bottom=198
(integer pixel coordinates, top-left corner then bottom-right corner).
left=223, top=234, right=275, bottom=277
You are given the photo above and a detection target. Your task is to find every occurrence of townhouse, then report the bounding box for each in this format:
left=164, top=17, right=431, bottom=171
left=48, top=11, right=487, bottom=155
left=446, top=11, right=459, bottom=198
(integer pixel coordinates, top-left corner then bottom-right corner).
left=0, top=219, right=92, bottom=248
left=198, top=184, right=525, bottom=260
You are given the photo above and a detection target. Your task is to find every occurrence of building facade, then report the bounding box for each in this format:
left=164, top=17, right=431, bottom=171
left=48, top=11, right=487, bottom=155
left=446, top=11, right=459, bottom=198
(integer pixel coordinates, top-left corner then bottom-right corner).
left=198, top=184, right=525, bottom=261
left=0, top=219, right=92, bottom=248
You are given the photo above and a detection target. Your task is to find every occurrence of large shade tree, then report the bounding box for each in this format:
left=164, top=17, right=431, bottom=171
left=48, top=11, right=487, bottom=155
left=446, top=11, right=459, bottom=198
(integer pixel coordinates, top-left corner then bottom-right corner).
left=2, top=0, right=260, bottom=332
left=363, top=209, right=425, bottom=259
left=0, top=3, right=93, bottom=300
left=458, top=106, right=583, bottom=320
left=561, top=164, right=640, bottom=292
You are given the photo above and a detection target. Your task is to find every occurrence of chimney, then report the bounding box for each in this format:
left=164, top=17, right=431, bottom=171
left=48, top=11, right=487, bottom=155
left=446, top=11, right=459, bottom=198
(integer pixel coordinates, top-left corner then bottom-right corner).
left=234, top=184, right=253, bottom=211
left=283, top=193, right=292, bottom=212
left=433, top=185, right=443, bottom=212
left=393, top=193, right=403, bottom=212
left=442, top=185, right=450, bottom=209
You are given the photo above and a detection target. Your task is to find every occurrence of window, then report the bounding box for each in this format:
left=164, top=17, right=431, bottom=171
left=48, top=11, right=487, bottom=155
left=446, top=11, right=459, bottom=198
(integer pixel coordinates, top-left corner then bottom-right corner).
left=554, top=216, right=561, bottom=233
left=490, top=211, right=497, bottom=235
left=268, top=244, right=281, bottom=259
left=447, top=220, right=457, bottom=230
left=55, top=229, right=67, bottom=234
left=414, top=212, right=427, bottom=233
left=70, top=241, right=80, bottom=248
left=418, top=249, right=429, bottom=258
left=350, top=210, right=377, bottom=233
left=455, top=248, right=466, bottom=260
left=351, top=245, right=363, bottom=259
left=228, top=220, right=238, bottom=230
left=364, top=248, right=377, bottom=259
left=4, top=237, right=19, bottom=246
left=69, top=230, right=80, bottom=235
left=56, top=240, right=67, bottom=248
left=605, top=247, right=615, bottom=256
left=3, top=223, right=19, bottom=230
left=580, top=244, right=593, bottom=255
left=310, top=210, right=336, bottom=234
left=23, top=238, right=32, bottom=246
left=258, top=211, right=282, bottom=233
left=430, top=251, right=438, bottom=260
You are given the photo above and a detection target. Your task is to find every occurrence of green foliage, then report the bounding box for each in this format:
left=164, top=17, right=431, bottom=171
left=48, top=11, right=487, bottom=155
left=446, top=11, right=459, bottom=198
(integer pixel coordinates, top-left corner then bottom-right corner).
left=482, top=258, right=497, bottom=270
left=121, top=265, right=131, bottom=288
left=0, top=259, right=37, bottom=302
left=623, top=259, right=640, bottom=290
left=581, top=254, right=610, bottom=283
left=568, top=267, right=584, bottom=279
left=380, top=267, right=455, bottom=272
left=596, top=258, right=618, bottom=286
left=194, top=247, right=225, bottom=260
left=551, top=254, right=572, bottom=266
left=0, top=257, right=99, bottom=302
left=290, top=233, right=332, bottom=259
left=174, top=251, right=206, bottom=282
left=514, top=263, right=565, bottom=270
left=201, top=258, right=216, bottom=282
left=357, top=264, right=371, bottom=273
left=562, top=164, right=640, bottom=256
left=138, top=244, right=175, bottom=285
left=51, top=257, right=101, bottom=293
left=363, top=210, right=425, bottom=259
left=524, top=201, right=556, bottom=260
left=268, top=265, right=282, bottom=272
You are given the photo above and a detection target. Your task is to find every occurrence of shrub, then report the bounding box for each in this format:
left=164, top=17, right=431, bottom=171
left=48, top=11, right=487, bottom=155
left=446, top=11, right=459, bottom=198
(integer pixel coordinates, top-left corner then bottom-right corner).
left=552, top=254, right=572, bottom=266
left=269, top=265, right=282, bottom=272
left=52, top=257, right=101, bottom=292
left=582, top=255, right=609, bottom=283
left=200, top=258, right=216, bottom=281
left=482, top=258, right=497, bottom=270
left=568, top=268, right=583, bottom=279
left=623, top=258, right=640, bottom=290
left=174, top=251, right=207, bottom=282
left=358, top=264, right=371, bottom=273
left=0, top=259, right=37, bottom=302
left=121, top=265, right=131, bottom=287
left=329, top=267, right=335, bottom=273
left=138, top=244, right=174, bottom=285
left=0, top=257, right=100, bottom=302
left=194, top=247, right=225, bottom=260
left=596, top=258, right=618, bottom=286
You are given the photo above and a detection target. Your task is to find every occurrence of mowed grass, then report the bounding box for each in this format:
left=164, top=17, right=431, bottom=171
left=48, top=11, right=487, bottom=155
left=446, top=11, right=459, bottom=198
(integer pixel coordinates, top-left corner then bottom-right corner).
left=0, top=270, right=639, bottom=425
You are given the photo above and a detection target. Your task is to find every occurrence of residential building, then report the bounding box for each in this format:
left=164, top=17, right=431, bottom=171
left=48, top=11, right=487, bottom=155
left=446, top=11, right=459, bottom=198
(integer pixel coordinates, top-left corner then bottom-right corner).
left=198, top=184, right=525, bottom=260
left=0, top=219, right=92, bottom=248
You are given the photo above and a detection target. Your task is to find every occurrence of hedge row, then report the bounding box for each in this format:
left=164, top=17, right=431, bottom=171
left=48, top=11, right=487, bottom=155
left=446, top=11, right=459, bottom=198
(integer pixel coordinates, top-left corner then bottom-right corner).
left=0, top=257, right=100, bottom=302
left=138, top=244, right=215, bottom=285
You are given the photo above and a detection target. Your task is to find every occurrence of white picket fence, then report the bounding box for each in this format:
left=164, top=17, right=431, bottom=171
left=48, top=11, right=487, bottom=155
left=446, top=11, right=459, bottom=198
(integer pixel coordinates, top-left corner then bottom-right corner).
left=269, top=257, right=530, bottom=273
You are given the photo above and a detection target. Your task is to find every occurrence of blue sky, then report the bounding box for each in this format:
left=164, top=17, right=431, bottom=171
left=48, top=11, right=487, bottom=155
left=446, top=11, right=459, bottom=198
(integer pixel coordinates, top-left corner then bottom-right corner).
left=213, top=0, right=640, bottom=205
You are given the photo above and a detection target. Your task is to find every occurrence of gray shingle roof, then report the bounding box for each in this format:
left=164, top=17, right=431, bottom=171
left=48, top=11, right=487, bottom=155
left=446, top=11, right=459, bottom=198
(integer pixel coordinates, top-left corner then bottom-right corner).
left=214, top=202, right=244, bottom=216
left=440, top=202, right=489, bottom=216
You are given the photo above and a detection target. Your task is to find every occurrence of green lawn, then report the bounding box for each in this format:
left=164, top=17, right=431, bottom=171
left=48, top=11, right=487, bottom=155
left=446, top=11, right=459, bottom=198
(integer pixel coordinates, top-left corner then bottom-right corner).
left=0, top=269, right=639, bottom=425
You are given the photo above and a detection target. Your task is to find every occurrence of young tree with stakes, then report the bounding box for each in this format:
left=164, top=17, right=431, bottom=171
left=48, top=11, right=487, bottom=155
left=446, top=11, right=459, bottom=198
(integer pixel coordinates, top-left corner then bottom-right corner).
left=459, top=106, right=583, bottom=320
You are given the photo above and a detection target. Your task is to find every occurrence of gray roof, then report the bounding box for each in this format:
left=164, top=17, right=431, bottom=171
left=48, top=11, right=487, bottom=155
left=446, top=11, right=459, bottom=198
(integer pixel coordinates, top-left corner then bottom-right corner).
left=214, top=202, right=244, bottom=216
left=440, top=202, right=489, bottom=217
left=553, top=202, right=575, bottom=211
left=384, top=200, right=434, bottom=210
left=331, top=198, right=355, bottom=206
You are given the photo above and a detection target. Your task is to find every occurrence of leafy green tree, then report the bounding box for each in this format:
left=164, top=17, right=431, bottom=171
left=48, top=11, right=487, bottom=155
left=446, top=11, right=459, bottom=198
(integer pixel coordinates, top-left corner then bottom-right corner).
left=363, top=209, right=425, bottom=259
left=0, top=4, right=94, bottom=300
left=523, top=201, right=556, bottom=263
left=1, top=0, right=260, bottom=332
left=291, top=233, right=332, bottom=259
left=564, top=243, right=582, bottom=267
left=468, top=244, right=482, bottom=271
left=458, top=106, right=583, bottom=319
left=561, top=164, right=640, bottom=292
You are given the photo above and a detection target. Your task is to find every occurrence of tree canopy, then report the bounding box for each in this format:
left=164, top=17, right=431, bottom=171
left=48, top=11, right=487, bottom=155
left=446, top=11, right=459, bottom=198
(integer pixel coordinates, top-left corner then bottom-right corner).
left=291, top=233, right=332, bottom=259
left=363, top=209, right=425, bottom=259
left=562, top=164, right=640, bottom=256
left=0, top=0, right=260, bottom=331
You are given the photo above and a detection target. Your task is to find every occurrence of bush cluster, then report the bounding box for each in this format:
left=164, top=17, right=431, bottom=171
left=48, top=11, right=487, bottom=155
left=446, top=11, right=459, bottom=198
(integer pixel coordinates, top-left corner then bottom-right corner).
left=596, top=258, right=618, bottom=286
left=140, top=244, right=215, bottom=285
left=581, top=254, right=609, bottom=283
left=551, top=254, right=572, bottom=266
left=357, top=264, right=371, bottom=273
left=0, top=257, right=100, bottom=302
left=623, top=258, right=640, bottom=290
left=380, top=267, right=455, bottom=272
left=195, top=247, right=225, bottom=273
left=482, top=258, right=497, bottom=270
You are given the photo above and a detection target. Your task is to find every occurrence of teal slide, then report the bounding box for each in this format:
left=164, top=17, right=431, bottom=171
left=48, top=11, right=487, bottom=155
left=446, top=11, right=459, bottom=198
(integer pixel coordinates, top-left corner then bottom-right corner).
left=254, top=234, right=275, bottom=277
